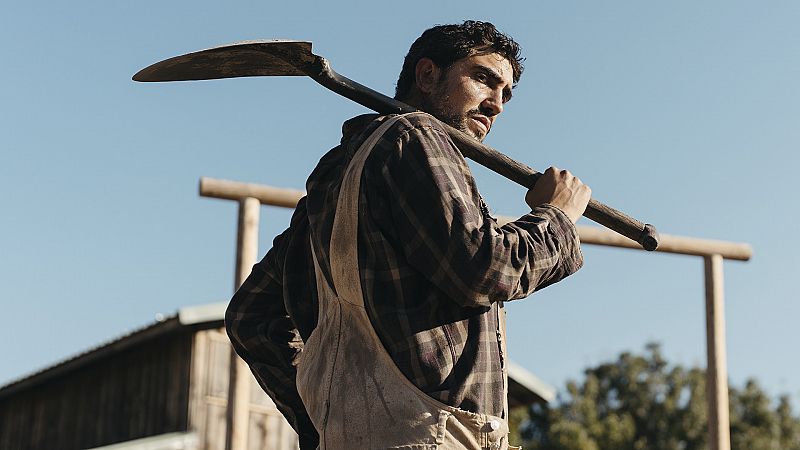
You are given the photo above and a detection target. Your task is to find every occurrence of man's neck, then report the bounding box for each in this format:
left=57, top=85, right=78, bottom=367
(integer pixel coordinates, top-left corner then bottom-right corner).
left=397, top=91, right=426, bottom=113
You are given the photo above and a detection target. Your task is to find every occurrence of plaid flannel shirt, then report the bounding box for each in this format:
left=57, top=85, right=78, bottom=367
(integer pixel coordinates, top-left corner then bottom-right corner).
left=226, top=113, right=583, bottom=448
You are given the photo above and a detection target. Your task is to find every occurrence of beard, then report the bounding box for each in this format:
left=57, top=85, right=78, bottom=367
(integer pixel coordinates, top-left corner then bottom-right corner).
left=418, top=83, right=486, bottom=142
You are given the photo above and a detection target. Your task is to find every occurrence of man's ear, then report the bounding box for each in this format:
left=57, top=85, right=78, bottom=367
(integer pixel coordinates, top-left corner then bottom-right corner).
left=415, top=58, right=441, bottom=95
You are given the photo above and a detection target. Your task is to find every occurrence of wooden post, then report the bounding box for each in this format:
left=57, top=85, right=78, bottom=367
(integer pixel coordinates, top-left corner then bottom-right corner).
left=234, top=197, right=261, bottom=289
left=704, top=254, right=731, bottom=450
left=226, top=197, right=260, bottom=450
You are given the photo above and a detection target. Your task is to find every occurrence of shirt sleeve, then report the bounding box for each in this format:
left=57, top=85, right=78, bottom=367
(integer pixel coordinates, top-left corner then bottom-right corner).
left=371, top=114, right=583, bottom=307
left=225, top=209, right=319, bottom=449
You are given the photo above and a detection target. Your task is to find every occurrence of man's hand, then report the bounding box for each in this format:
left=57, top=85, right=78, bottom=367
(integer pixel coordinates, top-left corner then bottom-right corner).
left=525, top=166, right=591, bottom=223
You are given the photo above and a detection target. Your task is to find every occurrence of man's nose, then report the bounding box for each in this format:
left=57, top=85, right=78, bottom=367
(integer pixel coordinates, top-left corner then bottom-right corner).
left=481, top=90, right=504, bottom=116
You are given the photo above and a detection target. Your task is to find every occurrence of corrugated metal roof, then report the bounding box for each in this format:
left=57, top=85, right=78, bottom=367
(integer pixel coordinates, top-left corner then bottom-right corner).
left=0, top=301, right=555, bottom=406
left=0, top=302, right=224, bottom=399
left=507, top=360, right=557, bottom=405
left=0, top=314, right=178, bottom=398
left=0, top=302, right=234, bottom=396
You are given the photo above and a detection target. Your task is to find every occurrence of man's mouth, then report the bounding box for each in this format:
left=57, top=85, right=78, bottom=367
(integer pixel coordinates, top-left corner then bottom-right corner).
left=471, top=115, right=491, bottom=136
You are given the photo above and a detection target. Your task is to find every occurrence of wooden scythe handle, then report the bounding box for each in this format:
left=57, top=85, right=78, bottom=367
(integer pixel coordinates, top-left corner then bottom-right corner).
left=308, top=57, right=659, bottom=251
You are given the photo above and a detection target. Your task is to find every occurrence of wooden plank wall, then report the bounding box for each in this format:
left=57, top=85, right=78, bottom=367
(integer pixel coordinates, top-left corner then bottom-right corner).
left=188, top=328, right=298, bottom=450
left=0, top=330, right=193, bottom=450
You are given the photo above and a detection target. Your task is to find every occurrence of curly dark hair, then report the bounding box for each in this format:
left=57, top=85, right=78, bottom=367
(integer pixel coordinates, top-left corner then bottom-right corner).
left=394, top=21, right=524, bottom=101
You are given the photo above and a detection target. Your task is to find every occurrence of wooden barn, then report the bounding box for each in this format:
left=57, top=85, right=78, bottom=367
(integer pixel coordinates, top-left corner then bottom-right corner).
left=0, top=302, right=555, bottom=450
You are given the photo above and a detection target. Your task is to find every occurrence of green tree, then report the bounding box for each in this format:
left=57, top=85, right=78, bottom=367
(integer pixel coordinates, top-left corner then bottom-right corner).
left=514, top=344, right=800, bottom=450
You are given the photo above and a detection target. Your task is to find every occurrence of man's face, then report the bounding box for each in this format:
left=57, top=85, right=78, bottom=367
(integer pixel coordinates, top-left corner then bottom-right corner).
left=421, top=53, right=514, bottom=141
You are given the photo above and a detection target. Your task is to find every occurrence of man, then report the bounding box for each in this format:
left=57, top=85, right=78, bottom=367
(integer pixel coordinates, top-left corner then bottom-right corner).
left=226, top=21, right=590, bottom=449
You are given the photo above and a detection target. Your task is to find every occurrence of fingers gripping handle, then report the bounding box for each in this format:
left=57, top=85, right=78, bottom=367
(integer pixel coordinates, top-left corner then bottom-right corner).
left=516, top=168, right=658, bottom=251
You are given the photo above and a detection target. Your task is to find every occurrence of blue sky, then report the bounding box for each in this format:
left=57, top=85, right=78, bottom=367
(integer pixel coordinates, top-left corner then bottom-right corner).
left=2, top=1, right=798, bottom=408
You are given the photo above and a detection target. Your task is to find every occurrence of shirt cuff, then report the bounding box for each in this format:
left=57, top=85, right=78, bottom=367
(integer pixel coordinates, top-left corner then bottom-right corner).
left=530, top=203, right=584, bottom=274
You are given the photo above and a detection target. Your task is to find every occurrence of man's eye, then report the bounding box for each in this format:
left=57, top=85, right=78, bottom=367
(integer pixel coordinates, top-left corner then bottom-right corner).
left=475, top=72, right=488, bottom=82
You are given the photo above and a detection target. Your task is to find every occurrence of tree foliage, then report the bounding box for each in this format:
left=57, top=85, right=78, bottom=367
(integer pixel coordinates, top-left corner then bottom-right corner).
left=514, top=343, right=800, bottom=450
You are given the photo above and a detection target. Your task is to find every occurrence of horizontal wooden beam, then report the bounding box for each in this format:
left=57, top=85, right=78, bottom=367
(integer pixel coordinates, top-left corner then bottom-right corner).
left=495, top=216, right=751, bottom=261
left=199, top=177, right=752, bottom=261
left=575, top=225, right=752, bottom=261
left=199, top=177, right=305, bottom=208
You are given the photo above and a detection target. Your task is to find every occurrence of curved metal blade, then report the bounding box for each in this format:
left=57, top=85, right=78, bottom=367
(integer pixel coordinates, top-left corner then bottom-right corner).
left=133, top=40, right=316, bottom=82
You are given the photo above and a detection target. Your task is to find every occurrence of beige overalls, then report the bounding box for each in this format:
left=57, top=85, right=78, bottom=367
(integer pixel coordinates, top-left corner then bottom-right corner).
left=297, top=114, right=515, bottom=450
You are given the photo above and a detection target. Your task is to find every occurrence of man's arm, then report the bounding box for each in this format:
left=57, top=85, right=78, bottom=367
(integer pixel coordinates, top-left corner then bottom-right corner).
left=371, top=114, right=585, bottom=306
left=225, top=211, right=319, bottom=449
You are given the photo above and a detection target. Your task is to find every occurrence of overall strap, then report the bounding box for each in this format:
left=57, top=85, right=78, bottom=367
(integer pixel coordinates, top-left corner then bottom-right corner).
left=328, top=114, right=406, bottom=304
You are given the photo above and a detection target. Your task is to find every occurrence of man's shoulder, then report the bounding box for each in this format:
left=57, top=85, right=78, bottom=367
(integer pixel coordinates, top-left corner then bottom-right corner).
left=388, top=112, right=448, bottom=136
left=344, top=112, right=447, bottom=143
left=343, top=112, right=456, bottom=163
left=362, top=112, right=451, bottom=154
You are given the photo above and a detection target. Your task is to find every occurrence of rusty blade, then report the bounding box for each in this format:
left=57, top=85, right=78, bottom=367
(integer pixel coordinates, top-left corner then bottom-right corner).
left=132, top=40, right=316, bottom=82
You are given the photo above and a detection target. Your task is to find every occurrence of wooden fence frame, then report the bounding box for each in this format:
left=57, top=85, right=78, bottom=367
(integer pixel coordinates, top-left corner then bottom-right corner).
left=200, top=176, right=752, bottom=450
